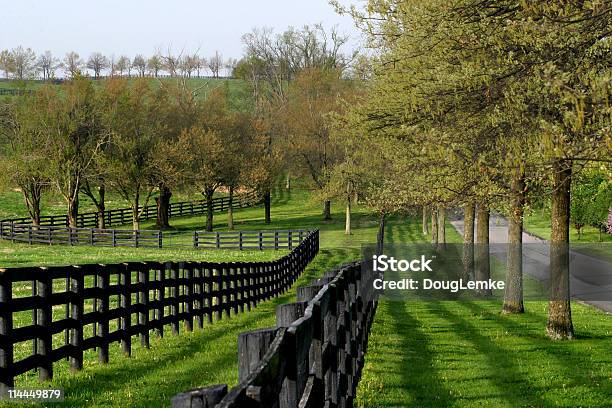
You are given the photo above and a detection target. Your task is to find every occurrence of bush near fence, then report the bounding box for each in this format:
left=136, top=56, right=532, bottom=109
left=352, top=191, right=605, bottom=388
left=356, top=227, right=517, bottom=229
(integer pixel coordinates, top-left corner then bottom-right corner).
left=0, top=230, right=319, bottom=392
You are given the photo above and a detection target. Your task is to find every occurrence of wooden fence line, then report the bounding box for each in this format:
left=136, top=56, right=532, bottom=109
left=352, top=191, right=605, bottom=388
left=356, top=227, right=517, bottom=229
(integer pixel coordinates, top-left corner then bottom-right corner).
left=171, top=217, right=386, bottom=408
left=0, top=230, right=319, bottom=392
left=1, top=192, right=259, bottom=229
left=0, top=223, right=310, bottom=251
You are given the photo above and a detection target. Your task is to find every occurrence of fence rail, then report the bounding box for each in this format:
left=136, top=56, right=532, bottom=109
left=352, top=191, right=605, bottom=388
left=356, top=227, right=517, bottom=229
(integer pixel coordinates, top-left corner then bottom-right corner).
left=0, top=230, right=319, bottom=392
left=171, top=217, right=386, bottom=408
left=194, top=230, right=311, bottom=251
left=0, top=192, right=262, bottom=248
left=1, top=192, right=259, bottom=229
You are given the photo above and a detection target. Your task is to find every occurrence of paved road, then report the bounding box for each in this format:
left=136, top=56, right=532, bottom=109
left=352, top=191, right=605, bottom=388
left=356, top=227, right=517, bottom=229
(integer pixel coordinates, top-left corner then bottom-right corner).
left=451, top=215, right=612, bottom=313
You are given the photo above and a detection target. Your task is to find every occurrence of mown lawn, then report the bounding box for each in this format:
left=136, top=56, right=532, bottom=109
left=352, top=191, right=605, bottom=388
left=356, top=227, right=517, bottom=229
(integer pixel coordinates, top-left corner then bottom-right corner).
left=1, top=187, right=381, bottom=407
left=356, top=215, right=612, bottom=408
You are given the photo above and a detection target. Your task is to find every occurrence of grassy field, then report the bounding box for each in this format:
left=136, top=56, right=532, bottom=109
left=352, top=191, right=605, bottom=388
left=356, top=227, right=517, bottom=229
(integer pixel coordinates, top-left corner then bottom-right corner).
left=1, top=187, right=382, bottom=407
left=356, top=215, right=612, bottom=408
left=1, top=188, right=609, bottom=407
left=524, top=208, right=611, bottom=243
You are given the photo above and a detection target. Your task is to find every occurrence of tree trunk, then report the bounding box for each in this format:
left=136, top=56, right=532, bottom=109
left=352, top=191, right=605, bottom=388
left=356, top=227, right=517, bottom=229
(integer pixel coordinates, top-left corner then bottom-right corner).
left=323, top=200, right=332, bottom=220
left=205, top=189, right=214, bottom=232
left=503, top=167, right=526, bottom=314
left=97, top=183, right=106, bottom=229
left=463, top=202, right=476, bottom=280
left=437, top=206, right=446, bottom=249
left=345, top=196, right=351, bottom=235
left=228, top=186, right=234, bottom=230
left=67, top=196, right=79, bottom=228
left=547, top=159, right=574, bottom=340
left=422, top=206, right=429, bottom=235
left=155, top=184, right=172, bottom=229
left=475, top=205, right=491, bottom=296
left=431, top=207, right=439, bottom=244
left=132, top=209, right=140, bottom=231
left=286, top=174, right=291, bottom=190
left=264, top=190, right=271, bottom=224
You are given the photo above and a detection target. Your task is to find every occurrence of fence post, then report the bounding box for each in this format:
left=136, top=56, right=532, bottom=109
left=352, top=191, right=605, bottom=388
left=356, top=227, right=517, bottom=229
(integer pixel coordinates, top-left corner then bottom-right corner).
left=0, top=269, right=14, bottom=393
left=112, top=229, right=116, bottom=247
left=158, top=231, right=163, bottom=249
left=216, top=232, right=220, bottom=249
left=37, top=271, right=53, bottom=381
left=288, top=231, right=293, bottom=250
left=237, top=328, right=278, bottom=382
left=275, top=231, right=279, bottom=250
left=120, top=265, right=132, bottom=356
left=70, top=266, right=84, bottom=371
left=138, top=265, right=150, bottom=348
left=135, top=230, right=139, bottom=248
left=28, top=225, right=32, bottom=245
left=185, top=264, right=194, bottom=332
left=259, top=231, right=263, bottom=251
left=10, top=222, right=14, bottom=243
left=98, top=267, right=110, bottom=364
left=193, top=231, right=198, bottom=249
left=90, top=228, right=94, bottom=246
left=239, top=231, right=243, bottom=250
left=171, top=264, right=180, bottom=335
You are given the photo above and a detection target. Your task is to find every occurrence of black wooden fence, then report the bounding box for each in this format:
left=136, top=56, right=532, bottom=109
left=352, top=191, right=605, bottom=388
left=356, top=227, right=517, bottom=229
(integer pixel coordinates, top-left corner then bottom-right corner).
left=194, top=230, right=311, bottom=251
left=0, top=230, right=319, bottom=392
left=1, top=192, right=259, bottom=229
left=171, top=217, right=386, bottom=408
left=0, top=224, right=310, bottom=251
left=0, top=192, right=262, bottom=248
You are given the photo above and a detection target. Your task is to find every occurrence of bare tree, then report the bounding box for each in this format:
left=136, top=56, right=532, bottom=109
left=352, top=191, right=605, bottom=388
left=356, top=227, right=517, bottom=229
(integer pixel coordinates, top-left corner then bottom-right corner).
left=162, top=48, right=181, bottom=77
left=10, top=46, right=37, bottom=80
left=195, top=56, right=206, bottom=77
left=86, top=52, right=109, bottom=78
left=208, top=51, right=223, bottom=78
left=180, top=54, right=201, bottom=78
left=63, top=51, right=83, bottom=78
left=147, top=54, right=163, bottom=77
left=132, top=54, right=147, bottom=77
left=37, top=51, right=61, bottom=80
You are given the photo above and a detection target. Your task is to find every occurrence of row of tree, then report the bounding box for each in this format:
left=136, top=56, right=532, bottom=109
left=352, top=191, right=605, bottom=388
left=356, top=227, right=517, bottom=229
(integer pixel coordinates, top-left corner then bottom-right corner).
left=321, top=0, right=611, bottom=340
left=0, top=24, right=361, bottom=233
left=0, top=47, right=237, bottom=80
left=0, top=77, right=274, bottom=231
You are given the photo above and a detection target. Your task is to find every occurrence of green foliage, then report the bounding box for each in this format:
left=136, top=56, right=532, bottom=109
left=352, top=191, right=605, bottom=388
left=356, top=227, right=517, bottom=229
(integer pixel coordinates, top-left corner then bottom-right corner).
left=570, top=169, right=612, bottom=238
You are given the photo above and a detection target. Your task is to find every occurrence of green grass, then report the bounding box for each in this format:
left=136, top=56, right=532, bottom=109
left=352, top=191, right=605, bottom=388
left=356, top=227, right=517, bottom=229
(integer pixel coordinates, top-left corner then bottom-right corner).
left=0, top=188, right=372, bottom=267
left=1, top=187, right=610, bottom=407
left=524, top=208, right=612, bottom=244
left=356, top=215, right=612, bottom=408
left=1, top=187, right=382, bottom=407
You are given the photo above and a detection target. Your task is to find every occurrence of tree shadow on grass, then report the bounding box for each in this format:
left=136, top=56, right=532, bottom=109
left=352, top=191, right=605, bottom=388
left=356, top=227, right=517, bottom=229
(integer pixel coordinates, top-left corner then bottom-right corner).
left=358, top=300, right=455, bottom=407
left=426, top=301, right=557, bottom=408
left=461, top=301, right=612, bottom=391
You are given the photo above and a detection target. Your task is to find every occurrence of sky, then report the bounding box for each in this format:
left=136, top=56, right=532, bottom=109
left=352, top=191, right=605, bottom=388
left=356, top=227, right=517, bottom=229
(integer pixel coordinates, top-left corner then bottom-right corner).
left=0, top=0, right=362, bottom=61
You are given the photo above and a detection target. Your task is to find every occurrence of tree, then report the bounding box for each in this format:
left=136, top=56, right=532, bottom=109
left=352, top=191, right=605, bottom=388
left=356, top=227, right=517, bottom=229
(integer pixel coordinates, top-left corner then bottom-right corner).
left=0, top=50, right=14, bottom=78
left=147, top=54, right=163, bottom=77
left=284, top=67, right=356, bottom=219
left=37, top=51, right=60, bottom=80
left=571, top=169, right=612, bottom=240
left=132, top=54, right=147, bottom=77
left=41, top=78, right=105, bottom=227
left=63, top=51, right=83, bottom=78
left=87, top=52, right=109, bottom=79
left=0, top=95, right=51, bottom=225
left=100, top=78, right=161, bottom=230
left=9, top=46, right=37, bottom=80
left=116, top=56, right=130, bottom=77
left=208, top=51, right=223, bottom=78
